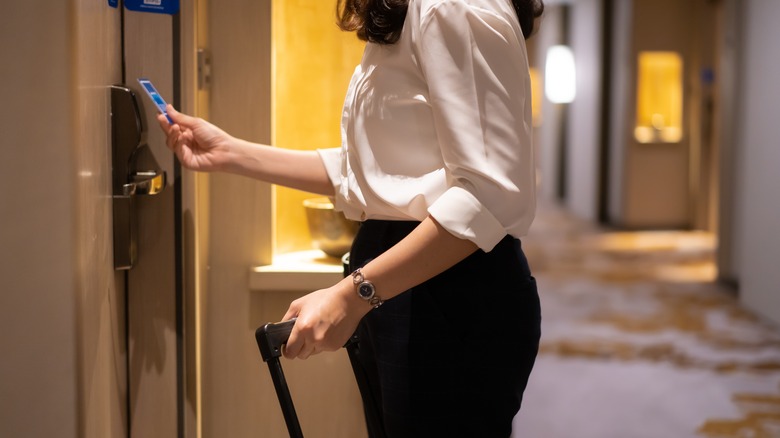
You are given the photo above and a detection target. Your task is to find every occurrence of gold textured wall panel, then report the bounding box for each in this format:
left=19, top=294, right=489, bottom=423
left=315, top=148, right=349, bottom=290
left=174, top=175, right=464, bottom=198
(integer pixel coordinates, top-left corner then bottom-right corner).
left=272, top=0, right=365, bottom=254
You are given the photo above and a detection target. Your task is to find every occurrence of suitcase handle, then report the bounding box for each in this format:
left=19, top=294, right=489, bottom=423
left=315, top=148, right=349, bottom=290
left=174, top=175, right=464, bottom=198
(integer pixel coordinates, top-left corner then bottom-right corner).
left=255, top=319, right=383, bottom=438
left=256, top=318, right=296, bottom=362
left=255, top=318, right=303, bottom=437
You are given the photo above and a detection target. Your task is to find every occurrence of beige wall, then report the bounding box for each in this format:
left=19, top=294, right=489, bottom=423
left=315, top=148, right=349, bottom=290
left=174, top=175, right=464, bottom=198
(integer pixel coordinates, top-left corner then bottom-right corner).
left=0, top=1, right=125, bottom=437
left=200, top=1, right=274, bottom=435
left=0, top=4, right=79, bottom=437
left=565, top=0, right=604, bottom=221
left=734, top=0, right=780, bottom=325
left=535, top=0, right=606, bottom=221
left=606, top=0, right=633, bottom=224
left=535, top=5, right=567, bottom=201
left=715, top=0, right=742, bottom=284
left=200, top=1, right=366, bottom=436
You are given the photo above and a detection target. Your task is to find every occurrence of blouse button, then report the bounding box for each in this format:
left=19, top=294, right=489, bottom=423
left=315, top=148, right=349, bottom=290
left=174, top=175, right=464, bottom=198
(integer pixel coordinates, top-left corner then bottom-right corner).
left=360, top=212, right=367, bottom=221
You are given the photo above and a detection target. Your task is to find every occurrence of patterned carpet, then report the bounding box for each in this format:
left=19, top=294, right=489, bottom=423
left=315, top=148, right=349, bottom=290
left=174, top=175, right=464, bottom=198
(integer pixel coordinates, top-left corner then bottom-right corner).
left=512, top=202, right=780, bottom=438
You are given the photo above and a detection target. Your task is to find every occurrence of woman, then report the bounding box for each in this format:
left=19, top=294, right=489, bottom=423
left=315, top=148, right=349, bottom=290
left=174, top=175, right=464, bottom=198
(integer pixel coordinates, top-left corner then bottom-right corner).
left=159, top=0, right=543, bottom=436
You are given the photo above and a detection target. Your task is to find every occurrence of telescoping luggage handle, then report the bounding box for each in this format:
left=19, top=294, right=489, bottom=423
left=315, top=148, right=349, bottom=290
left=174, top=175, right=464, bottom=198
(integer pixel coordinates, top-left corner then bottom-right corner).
left=256, top=319, right=303, bottom=438
left=256, top=319, right=384, bottom=438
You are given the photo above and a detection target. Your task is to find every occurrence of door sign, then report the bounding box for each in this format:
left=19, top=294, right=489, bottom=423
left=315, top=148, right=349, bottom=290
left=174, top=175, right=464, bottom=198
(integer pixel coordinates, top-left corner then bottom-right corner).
left=124, top=0, right=179, bottom=15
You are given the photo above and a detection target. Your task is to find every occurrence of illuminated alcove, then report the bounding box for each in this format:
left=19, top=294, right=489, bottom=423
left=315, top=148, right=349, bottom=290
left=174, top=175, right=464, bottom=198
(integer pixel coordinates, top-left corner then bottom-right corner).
left=529, top=67, right=543, bottom=126
left=634, top=51, right=684, bottom=143
left=271, top=1, right=365, bottom=258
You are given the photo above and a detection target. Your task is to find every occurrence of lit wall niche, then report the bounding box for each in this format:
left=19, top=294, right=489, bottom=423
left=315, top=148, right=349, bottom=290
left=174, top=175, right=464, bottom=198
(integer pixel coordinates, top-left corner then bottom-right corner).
left=272, top=1, right=364, bottom=255
left=635, top=51, right=683, bottom=144
left=529, top=67, right=542, bottom=126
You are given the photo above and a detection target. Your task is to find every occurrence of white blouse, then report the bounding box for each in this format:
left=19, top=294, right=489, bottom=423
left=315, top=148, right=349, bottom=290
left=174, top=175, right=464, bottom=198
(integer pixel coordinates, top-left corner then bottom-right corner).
left=318, top=0, right=536, bottom=252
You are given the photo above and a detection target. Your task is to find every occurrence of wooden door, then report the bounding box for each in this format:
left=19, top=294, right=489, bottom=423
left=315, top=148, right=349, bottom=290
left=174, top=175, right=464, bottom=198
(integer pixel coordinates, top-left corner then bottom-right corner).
left=77, top=3, right=185, bottom=437
left=73, top=2, right=127, bottom=437
left=0, top=1, right=196, bottom=437
left=122, top=6, right=183, bottom=438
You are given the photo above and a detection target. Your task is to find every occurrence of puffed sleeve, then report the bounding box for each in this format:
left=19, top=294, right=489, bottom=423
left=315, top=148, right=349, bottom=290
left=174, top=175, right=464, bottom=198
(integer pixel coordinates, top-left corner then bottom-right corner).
left=418, top=1, right=536, bottom=252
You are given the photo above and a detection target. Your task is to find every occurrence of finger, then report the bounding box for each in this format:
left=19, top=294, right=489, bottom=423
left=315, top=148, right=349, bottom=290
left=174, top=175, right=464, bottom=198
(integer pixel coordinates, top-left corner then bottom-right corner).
left=167, top=105, right=199, bottom=127
left=165, top=124, right=180, bottom=150
left=174, top=127, right=194, bottom=156
left=165, top=125, right=185, bottom=157
left=282, top=299, right=301, bottom=323
left=282, top=308, right=299, bottom=323
left=298, top=343, right=316, bottom=360
left=283, top=327, right=303, bottom=359
left=156, top=113, right=172, bottom=133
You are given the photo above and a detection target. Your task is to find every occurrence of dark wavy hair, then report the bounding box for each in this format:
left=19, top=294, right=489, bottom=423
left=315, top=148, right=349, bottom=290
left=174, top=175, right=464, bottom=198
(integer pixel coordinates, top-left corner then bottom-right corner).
left=337, top=0, right=544, bottom=44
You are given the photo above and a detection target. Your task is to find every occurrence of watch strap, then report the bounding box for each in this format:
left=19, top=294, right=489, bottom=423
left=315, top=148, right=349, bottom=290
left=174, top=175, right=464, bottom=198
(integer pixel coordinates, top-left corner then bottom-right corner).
left=351, top=268, right=384, bottom=309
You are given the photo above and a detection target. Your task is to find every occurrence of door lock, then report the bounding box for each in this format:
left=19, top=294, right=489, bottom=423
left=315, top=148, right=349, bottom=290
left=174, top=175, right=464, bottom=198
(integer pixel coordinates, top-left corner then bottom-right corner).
left=110, top=85, right=167, bottom=270
left=124, top=171, right=166, bottom=196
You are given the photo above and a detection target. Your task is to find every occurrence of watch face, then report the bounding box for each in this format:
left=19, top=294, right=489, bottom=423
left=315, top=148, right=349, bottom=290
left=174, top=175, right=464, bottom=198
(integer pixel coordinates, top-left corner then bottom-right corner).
left=358, top=281, right=375, bottom=300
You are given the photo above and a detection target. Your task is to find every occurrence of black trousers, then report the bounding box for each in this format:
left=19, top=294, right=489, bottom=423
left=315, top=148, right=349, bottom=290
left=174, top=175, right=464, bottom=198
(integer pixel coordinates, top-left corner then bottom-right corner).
left=347, top=220, right=541, bottom=438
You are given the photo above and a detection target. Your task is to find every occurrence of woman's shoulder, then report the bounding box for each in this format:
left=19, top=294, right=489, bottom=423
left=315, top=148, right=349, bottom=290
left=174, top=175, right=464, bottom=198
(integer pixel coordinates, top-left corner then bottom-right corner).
left=418, top=0, right=512, bottom=12
left=417, top=0, right=516, bottom=24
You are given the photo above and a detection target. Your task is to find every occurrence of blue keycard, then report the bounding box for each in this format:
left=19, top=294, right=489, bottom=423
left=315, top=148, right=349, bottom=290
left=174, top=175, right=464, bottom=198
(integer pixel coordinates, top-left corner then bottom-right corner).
left=137, top=78, right=173, bottom=124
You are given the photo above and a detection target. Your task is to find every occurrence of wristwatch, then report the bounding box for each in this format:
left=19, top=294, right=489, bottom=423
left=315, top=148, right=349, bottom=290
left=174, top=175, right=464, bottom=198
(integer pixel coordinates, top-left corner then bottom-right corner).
left=351, top=268, right=384, bottom=309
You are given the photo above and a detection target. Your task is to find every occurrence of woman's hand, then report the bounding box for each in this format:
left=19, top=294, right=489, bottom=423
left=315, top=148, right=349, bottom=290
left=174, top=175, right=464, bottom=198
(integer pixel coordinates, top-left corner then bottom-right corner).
left=157, top=105, right=233, bottom=172
left=282, top=279, right=370, bottom=360
left=155, top=105, right=336, bottom=195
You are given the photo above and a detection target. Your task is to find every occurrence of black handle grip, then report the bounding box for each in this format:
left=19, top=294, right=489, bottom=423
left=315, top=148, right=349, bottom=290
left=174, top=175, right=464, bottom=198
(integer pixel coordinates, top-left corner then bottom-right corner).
left=255, top=319, right=296, bottom=362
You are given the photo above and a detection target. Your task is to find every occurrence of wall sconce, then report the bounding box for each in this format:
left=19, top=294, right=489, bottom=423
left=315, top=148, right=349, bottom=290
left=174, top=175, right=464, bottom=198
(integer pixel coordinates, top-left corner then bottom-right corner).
left=545, top=45, right=576, bottom=104
left=634, top=51, right=683, bottom=143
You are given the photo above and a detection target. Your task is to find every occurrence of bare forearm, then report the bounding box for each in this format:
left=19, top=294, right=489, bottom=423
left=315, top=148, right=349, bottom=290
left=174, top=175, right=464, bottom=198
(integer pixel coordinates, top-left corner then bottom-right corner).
left=224, top=138, right=334, bottom=196
left=281, top=215, right=480, bottom=358
left=342, top=216, right=479, bottom=303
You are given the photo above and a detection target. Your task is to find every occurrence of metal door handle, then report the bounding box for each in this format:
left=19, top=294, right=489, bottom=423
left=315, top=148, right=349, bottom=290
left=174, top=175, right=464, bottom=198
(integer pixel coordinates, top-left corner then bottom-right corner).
left=124, top=171, right=167, bottom=196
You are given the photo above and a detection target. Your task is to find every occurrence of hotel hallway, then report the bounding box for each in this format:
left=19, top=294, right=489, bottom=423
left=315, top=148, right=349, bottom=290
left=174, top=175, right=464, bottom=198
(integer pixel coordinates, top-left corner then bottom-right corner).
left=512, top=202, right=780, bottom=438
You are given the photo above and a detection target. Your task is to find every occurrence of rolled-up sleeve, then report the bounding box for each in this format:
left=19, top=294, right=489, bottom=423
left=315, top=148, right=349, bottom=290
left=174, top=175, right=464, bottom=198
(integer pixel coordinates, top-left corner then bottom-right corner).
left=316, top=147, right=343, bottom=190
left=418, top=1, right=536, bottom=252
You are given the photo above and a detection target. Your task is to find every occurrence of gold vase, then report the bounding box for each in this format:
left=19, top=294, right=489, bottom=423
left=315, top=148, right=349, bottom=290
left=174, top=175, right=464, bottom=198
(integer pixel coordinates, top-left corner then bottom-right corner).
left=303, top=197, right=359, bottom=258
